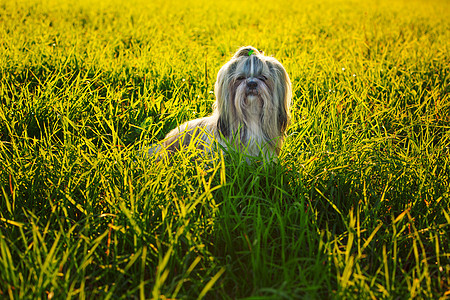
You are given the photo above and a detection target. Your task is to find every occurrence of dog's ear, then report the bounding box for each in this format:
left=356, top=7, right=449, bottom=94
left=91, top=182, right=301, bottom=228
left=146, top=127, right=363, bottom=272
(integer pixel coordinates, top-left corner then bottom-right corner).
left=272, top=61, right=292, bottom=133
left=217, top=115, right=230, bottom=137
left=214, top=64, right=233, bottom=138
left=232, top=46, right=261, bottom=59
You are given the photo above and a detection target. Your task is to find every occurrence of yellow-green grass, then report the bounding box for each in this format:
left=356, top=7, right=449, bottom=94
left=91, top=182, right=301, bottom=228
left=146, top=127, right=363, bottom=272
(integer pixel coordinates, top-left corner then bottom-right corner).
left=0, top=0, right=449, bottom=298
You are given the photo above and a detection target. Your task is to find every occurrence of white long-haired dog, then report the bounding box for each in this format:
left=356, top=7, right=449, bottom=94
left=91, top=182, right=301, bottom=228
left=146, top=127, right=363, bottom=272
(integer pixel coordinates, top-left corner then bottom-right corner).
left=151, top=46, right=292, bottom=161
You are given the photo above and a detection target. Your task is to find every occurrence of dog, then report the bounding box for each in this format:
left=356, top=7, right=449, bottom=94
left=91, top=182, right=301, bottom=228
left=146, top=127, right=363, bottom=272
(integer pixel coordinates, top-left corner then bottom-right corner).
left=151, top=46, right=292, bottom=161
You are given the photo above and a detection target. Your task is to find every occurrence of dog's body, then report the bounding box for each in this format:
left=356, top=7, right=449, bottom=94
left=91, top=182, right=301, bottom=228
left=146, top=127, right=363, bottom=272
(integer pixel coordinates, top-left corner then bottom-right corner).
left=153, top=46, right=292, bottom=160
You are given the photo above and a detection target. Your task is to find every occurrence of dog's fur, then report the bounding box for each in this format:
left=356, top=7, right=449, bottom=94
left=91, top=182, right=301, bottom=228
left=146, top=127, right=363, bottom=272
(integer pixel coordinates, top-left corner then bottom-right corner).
left=153, top=46, right=292, bottom=160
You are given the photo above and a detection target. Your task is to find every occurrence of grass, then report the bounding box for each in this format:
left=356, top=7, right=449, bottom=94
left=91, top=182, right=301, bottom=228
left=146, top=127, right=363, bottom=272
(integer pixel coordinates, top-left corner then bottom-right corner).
left=0, top=0, right=449, bottom=298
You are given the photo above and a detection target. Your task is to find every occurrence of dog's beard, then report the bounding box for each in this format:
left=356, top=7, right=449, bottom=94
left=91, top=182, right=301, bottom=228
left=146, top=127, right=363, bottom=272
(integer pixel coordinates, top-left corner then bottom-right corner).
left=234, top=80, right=265, bottom=120
left=231, top=79, right=273, bottom=147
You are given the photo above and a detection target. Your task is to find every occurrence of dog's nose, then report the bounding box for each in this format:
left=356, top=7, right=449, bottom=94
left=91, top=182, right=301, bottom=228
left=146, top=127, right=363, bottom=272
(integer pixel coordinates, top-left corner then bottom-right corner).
left=247, top=80, right=257, bottom=89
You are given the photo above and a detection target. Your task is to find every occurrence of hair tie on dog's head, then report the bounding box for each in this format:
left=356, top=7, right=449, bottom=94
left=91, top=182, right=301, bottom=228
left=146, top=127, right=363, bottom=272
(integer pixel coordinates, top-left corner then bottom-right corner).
left=248, top=50, right=255, bottom=56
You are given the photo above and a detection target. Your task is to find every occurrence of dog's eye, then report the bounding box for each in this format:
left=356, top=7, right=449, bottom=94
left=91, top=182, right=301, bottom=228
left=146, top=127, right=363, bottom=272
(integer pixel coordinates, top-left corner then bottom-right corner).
left=236, top=76, right=245, bottom=81
left=259, top=76, right=268, bottom=81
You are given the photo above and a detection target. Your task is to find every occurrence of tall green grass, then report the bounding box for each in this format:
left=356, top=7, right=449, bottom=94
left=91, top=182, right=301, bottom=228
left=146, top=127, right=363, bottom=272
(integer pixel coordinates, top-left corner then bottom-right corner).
left=1, top=0, right=449, bottom=298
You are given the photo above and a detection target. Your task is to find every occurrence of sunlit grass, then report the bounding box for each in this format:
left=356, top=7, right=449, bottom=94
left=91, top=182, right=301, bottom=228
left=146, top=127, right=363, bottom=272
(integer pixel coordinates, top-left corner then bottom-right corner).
left=0, top=0, right=449, bottom=298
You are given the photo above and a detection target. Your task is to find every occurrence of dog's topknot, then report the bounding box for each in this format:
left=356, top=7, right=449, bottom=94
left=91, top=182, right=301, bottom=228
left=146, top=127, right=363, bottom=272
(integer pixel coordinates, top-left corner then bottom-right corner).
left=232, top=46, right=261, bottom=59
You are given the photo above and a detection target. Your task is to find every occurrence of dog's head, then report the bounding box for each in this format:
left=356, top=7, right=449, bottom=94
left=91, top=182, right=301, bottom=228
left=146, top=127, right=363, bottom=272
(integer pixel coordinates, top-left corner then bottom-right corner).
left=214, top=46, right=291, bottom=151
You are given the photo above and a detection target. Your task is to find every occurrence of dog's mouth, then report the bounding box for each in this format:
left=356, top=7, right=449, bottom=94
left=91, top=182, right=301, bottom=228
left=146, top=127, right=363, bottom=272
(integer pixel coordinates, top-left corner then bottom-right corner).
left=246, top=88, right=259, bottom=96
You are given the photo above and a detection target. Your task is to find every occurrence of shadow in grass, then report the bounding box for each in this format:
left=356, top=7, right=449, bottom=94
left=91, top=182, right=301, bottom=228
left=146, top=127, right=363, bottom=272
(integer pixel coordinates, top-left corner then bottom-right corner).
left=206, top=152, right=333, bottom=299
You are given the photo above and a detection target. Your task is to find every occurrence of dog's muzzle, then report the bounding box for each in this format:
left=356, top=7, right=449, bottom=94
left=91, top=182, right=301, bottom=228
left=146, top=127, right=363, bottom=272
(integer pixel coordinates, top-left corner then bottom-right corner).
left=246, top=79, right=258, bottom=96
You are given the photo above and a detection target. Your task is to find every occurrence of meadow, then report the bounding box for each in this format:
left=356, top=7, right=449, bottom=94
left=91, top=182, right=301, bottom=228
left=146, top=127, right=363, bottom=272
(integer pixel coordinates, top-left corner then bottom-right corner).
left=0, top=0, right=449, bottom=298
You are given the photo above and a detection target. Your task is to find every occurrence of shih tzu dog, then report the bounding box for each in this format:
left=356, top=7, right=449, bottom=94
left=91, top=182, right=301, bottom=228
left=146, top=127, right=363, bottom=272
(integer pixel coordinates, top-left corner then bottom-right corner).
left=151, top=46, right=292, bottom=161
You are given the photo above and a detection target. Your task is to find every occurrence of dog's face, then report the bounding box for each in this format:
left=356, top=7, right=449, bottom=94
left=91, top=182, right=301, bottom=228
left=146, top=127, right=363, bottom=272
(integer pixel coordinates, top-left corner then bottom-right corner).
left=214, top=46, right=292, bottom=151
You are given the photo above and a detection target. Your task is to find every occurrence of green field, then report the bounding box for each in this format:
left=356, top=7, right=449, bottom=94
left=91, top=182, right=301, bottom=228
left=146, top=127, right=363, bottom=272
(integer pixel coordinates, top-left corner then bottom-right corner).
left=1, top=0, right=449, bottom=298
